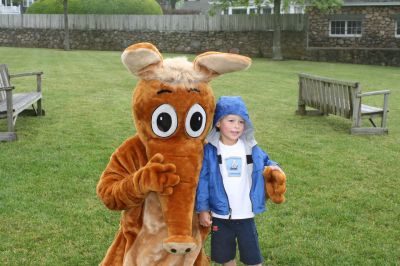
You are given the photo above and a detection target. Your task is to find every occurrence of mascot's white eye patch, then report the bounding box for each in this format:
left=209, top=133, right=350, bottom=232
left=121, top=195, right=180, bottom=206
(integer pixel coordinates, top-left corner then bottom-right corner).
left=152, top=104, right=178, bottom=138
left=185, top=104, right=206, bottom=138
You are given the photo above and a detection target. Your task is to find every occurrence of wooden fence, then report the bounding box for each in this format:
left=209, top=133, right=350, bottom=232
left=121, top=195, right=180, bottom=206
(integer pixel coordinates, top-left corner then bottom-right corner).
left=0, top=14, right=306, bottom=31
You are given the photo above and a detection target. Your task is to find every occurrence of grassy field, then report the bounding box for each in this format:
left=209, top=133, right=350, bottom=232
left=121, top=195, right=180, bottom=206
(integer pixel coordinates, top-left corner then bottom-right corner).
left=0, top=47, right=399, bottom=266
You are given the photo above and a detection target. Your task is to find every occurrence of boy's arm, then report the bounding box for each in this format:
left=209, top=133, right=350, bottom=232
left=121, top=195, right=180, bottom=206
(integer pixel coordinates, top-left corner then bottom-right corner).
left=262, top=149, right=280, bottom=168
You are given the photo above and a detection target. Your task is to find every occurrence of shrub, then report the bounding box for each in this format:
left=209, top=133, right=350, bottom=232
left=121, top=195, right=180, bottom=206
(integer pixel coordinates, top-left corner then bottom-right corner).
left=26, top=0, right=163, bottom=15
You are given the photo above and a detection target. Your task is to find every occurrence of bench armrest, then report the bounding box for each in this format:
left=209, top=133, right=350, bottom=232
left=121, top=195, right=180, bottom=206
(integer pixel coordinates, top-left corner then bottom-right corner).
left=9, top=71, right=43, bottom=78
left=9, top=71, right=43, bottom=93
left=357, top=90, right=390, bottom=97
left=0, top=85, right=15, bottom=91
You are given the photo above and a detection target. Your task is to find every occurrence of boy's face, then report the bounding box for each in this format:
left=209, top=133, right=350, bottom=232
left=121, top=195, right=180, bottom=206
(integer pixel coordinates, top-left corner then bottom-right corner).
left=216, top=114, right=245, bottom=145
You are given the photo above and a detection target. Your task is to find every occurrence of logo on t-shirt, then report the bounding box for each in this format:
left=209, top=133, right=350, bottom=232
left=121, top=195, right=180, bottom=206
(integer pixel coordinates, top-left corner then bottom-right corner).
left=225, top=157, right=242, bottom=177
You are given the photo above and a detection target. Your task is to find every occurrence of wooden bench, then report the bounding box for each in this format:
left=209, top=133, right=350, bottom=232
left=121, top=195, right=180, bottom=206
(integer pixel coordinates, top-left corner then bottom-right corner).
left=296, top=73, right=390, bottom=135
left=0, top=64, right=44, bottom=141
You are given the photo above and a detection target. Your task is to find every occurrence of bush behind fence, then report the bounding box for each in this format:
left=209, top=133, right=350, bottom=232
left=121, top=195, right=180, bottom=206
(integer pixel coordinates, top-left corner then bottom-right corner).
left=0, top=14, right=306, bottom=32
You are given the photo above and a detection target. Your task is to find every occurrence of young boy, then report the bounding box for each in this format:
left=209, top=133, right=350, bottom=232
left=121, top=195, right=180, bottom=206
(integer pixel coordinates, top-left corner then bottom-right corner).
left=196, top=96, right=286, bottom=266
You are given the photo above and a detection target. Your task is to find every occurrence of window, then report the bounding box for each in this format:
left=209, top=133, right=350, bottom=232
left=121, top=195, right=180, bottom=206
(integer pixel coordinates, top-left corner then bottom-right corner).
left=231, top=8, right=247, bottom=14
left=248, top=7, right=258, bottom=15
left=331, top=21, right=345, bottom=35
left=330, top=20, right=362, bottom=37
left=396, top=19, right=400, bottom=38
left=262, top=7, right=272, bottom=14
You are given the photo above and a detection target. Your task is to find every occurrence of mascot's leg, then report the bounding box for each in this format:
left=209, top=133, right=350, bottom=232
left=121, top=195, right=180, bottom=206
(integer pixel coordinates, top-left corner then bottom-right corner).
left=193, top=225, right=211, bottom=266
left=100, top=230, right=126, bottom=266
left=193, top=247, right=210, bottom=266
left=100, top=207, right=143, bottom=266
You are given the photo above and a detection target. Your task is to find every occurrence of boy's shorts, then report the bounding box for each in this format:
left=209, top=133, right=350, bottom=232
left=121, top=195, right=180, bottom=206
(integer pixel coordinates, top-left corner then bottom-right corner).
left=210, top=217, right=263, bottom=265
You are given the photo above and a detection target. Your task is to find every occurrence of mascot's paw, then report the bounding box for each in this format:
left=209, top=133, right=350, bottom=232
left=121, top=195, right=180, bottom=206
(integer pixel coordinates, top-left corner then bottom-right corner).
left=263, top=166, right=286, bottom=204
left=133, top=153, right=180, bottom=197
left=162, top=235, right=197, bottom=255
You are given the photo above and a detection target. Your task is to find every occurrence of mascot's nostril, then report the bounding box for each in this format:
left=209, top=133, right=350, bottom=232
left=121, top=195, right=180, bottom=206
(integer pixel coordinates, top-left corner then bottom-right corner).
left=170, top=249, right=177, bottom=253
left=185, top=248, right=191, bottom=253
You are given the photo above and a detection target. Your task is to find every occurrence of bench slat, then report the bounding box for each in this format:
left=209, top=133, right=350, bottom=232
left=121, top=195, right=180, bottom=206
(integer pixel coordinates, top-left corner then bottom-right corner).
left=339, top=84, right=347, bottom=117
left=361, top=104, right=383, bottom=115
left=332, top=83, right=339, bottom=116
left=341, top=84, right=351, bottom=118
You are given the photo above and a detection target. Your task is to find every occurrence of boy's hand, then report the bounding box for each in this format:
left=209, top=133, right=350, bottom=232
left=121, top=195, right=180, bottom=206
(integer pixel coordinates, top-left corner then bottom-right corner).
left=263, top=166, right=286, bottom=204
left=198, top=211, right=212, bottom=227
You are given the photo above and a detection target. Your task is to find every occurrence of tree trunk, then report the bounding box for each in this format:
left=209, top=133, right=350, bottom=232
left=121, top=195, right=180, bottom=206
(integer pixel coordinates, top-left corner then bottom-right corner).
left=63, top=0, right=70, bottom=51
left=171, top=0, right=177, bottom=9
left=272, top=0, right=283, bottom=60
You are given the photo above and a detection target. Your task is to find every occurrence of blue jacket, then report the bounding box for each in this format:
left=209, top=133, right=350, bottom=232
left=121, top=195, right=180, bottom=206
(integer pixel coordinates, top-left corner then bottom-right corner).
left=195, top=96, right=278, bottom=216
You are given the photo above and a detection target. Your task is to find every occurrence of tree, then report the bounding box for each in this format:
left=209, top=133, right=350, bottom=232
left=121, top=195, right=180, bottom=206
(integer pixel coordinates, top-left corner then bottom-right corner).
left=27, top=0, right=163, bottom=15
left=63, top=0, right=70, bottom=51
left=272, top=0, right=282, bottom=60
left=210, top=0, right=342, bottom=60
left=169, top=0, right=178, bottom=9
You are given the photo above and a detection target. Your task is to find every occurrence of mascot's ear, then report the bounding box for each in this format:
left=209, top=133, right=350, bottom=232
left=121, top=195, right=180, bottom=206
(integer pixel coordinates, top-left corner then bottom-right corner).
left=121, top=42, right=163, bottom=77
left=193, top=52, right=251, bottom=79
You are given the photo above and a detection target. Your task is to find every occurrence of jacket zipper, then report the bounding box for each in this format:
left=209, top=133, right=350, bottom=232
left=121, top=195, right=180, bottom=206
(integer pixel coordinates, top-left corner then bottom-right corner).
left=222, top=179, right=232, bottom=219
left=218, top=163, right=232, bottom=219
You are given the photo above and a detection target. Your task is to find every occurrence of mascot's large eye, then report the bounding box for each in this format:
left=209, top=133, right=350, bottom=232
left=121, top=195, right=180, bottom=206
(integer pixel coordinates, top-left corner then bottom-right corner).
left=152, top=104, right=178, bottom=138
left=185, top=104, right=206, bottom=138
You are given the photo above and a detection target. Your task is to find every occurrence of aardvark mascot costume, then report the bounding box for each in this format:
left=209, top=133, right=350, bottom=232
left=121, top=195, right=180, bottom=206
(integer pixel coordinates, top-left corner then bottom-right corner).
left=96, top=42, right=286, bottom=265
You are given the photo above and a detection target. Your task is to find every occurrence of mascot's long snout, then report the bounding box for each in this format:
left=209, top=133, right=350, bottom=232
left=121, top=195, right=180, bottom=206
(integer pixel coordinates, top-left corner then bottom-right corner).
left=146, top=142, right=203, bottom=254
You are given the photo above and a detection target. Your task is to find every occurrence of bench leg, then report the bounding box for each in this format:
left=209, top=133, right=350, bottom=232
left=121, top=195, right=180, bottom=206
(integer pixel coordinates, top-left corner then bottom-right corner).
left=0, top=132, right=17, bottom=142
left=381, top=111, right=388, bottom=129
left=1, top=100, right=16, bottom=141
left=296, top=103, right=306, bottom=115
left=37, top=99, right=43, bottom=116
left=296, top=103, right=326, bottom=116
left=7, top=110, right=14, bottom=133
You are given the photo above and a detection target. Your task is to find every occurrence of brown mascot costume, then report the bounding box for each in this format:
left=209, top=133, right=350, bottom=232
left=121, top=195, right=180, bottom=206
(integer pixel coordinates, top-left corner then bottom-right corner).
left=96, top=42, right=253, bottom=265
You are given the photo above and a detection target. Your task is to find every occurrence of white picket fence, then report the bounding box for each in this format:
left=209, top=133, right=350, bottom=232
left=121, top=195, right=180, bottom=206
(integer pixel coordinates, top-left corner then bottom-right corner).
left=0, top=14, right=306, bottom=31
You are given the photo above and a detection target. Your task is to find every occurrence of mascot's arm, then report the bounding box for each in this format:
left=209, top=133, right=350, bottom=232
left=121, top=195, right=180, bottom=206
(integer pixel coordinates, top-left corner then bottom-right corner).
left=97, top=136, right=180, bottom=210
left=263, top=166, right=286, bottom=204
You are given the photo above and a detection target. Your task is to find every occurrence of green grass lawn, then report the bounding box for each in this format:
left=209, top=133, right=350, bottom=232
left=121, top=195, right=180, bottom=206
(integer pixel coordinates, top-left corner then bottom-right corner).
left=1, top=47, right=399, bottom=265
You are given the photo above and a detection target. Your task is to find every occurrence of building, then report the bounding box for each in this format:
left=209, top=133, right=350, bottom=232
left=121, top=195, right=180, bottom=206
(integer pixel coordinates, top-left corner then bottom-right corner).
left=306, top=0, right=400, bottom=65
left=0, top=0, right=36, bottom=14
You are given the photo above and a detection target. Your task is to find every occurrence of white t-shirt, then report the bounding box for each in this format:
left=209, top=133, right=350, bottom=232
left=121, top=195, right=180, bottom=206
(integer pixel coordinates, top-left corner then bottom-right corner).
left=212, top=139, right=254, bottom=219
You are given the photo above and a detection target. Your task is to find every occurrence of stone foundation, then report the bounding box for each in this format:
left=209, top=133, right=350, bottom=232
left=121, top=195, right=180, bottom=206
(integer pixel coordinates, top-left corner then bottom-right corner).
left=0, top=27, right=399, bottom=66
left=0, top=28, right=306, bottom=58
left=306, top=48, right=400, bottom=66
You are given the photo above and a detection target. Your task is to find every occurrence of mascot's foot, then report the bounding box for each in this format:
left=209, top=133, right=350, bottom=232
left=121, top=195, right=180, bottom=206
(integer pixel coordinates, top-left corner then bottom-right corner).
left=162, top=235, right=197, bottom=255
